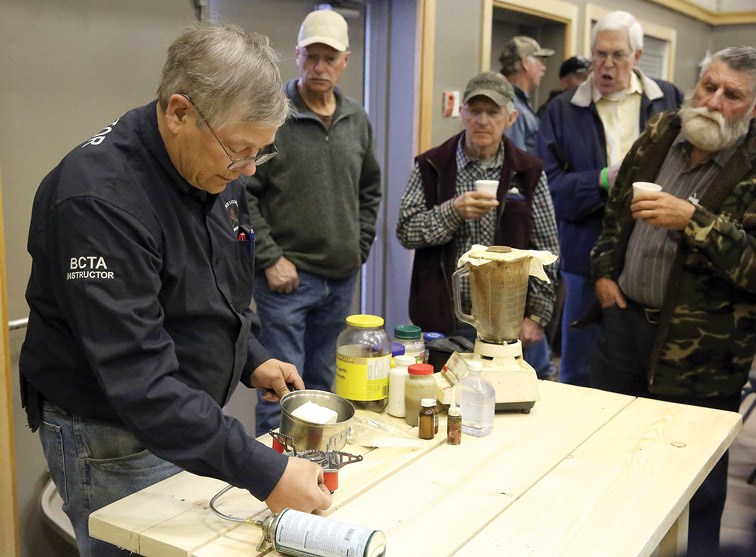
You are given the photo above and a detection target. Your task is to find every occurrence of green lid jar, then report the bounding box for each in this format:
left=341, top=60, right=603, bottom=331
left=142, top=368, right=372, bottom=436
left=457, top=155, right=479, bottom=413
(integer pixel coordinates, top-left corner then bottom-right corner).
left=393, top=324, right=425, bottom=363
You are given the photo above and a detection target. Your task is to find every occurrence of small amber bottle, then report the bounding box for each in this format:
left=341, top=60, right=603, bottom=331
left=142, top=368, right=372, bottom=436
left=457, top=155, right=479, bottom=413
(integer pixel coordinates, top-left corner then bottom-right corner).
left=419, top=398, right=436, bottom=440
left=447, top=406, right=462, bottom=445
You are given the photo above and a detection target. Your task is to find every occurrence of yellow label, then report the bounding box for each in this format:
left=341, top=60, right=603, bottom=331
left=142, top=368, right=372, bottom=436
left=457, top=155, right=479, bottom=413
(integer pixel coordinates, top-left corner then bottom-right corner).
left=335, top=352, right=390, bottom=401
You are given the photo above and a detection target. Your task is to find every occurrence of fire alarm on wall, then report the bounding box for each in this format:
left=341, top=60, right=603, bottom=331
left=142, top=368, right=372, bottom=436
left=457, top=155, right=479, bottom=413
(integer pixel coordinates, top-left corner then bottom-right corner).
left=442, top=90, right=460, bottom=117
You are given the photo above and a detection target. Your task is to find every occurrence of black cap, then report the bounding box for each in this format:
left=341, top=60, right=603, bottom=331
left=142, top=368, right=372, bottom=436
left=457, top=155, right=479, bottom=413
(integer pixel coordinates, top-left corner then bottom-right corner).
left=559, top=56, right=591, bottom=78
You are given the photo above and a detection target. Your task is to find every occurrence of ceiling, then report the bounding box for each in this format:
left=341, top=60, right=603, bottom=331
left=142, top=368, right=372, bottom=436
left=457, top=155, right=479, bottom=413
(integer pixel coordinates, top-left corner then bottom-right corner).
left=687, top=0, right=756, bottom=11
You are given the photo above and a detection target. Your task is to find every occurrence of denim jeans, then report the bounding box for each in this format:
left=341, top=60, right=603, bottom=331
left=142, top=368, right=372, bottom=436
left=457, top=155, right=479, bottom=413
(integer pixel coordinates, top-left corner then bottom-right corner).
left=591, top=304, right=739, bottom=555
left=39, top=402, right=181, bottom=556
left=522, top=336, right=556, bottom=379
left=559, top=271, right=600, bottom=386
left=253, top=269, right=357, bottom=436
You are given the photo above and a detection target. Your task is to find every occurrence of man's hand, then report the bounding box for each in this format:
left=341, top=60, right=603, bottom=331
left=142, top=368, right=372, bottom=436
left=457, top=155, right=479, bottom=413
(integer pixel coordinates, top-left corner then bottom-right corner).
left=631, top=192, right=696, bottom=231
left=607, top=162, right=622, bottom=188
left=453, top=191, right=499, bottom=220
left=595, top=277, right=627, bottom=309
left=519, top=317, right=544, bottom=346
left=265, top=256, right=300, bottom=293
left=265, top=457, right=332, bottom=514
left=252, top=359, right=305, bottom=403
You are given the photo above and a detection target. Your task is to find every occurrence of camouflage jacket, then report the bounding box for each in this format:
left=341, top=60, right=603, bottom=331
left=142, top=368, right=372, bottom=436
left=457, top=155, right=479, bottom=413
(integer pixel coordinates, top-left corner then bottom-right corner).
left=592, top=111, right=756, bottom=398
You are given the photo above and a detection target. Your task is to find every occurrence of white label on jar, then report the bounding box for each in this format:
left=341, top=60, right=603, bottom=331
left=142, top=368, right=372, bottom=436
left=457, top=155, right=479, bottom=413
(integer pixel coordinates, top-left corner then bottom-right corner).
left=336, top=350, right=390, bottom=401
left=274, top=509, right=378, bottom=557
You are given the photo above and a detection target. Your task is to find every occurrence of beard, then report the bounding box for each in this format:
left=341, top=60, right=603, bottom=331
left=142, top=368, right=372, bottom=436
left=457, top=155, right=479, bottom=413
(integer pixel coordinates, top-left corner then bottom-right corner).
left=679, top=97, right=752, bottom=152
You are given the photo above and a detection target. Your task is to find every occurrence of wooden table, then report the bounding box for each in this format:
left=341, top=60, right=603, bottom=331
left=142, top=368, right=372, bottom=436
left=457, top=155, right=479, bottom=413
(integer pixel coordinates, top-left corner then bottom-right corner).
left=89, top=381, right=742, bottom=556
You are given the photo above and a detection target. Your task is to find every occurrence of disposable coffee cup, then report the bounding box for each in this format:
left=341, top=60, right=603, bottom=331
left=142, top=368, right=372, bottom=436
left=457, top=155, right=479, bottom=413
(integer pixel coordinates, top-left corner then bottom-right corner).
left=475, top=180, right=499, bottom=197
left=632, top=181, right=662, bottom=198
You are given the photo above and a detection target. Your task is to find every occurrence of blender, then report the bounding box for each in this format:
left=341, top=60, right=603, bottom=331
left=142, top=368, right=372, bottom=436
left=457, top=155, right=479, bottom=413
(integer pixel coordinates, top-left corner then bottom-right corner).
left=447, top=245, right=547, bottom=412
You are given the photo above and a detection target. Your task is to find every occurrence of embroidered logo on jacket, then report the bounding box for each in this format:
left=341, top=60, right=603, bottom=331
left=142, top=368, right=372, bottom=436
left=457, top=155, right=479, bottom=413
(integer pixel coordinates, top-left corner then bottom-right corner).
left=66, top=256, right=115, bottom=280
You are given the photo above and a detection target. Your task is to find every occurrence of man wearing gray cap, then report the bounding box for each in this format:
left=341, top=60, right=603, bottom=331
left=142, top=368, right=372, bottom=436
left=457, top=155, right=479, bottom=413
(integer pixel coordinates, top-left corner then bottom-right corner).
left=397, top=71, right=559, bottom=363
left=500, top=36, right=557, bottom=380
left=500, top=36, right=554, bottom=154
left=247, top=9, right=382, bottom=435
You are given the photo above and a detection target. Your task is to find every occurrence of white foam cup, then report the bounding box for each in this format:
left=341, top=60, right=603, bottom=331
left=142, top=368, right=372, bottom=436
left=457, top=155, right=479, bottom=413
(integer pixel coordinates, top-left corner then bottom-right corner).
left=632, top=181, right=662, bottom=198
left=475, top=180, right=499, bottom=197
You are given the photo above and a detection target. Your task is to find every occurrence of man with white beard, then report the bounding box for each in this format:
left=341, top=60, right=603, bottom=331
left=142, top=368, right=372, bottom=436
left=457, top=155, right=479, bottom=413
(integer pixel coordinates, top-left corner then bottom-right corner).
left=590, top=46, right=755, bottom=556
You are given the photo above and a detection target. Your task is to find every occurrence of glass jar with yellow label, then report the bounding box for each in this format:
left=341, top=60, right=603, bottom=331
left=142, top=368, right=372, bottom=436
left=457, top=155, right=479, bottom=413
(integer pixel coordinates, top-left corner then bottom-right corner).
left=335, top=314, right=391, bottom=412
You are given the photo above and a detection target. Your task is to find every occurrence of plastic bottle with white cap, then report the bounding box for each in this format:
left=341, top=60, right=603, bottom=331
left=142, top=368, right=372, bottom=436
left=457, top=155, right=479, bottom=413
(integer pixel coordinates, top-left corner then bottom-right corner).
left=457, top=360, right=495, bottom=437
left=387, top=355, right=415, bottom=418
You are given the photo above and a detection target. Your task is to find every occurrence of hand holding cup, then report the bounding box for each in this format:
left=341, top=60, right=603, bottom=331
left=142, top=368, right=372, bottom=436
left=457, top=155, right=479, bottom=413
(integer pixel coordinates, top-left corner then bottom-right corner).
left=632, top=181, right=662, bottom=199
left=475, top=180, right=499, bottom=198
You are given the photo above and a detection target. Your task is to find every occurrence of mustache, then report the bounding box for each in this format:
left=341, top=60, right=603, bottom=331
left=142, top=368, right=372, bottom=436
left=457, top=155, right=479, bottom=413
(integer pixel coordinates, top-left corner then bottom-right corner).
left=679, top=103, right=726, bottom=127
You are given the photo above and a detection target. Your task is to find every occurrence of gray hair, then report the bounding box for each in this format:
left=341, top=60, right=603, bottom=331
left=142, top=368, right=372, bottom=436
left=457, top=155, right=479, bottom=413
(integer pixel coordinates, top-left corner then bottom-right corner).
left=703, top=46, right=756, bottom=95
left=591, top=11, right=644, bottom=53
left=499, top=54, right=534, bottom=78
left=157, top=24, right=290, bottom=129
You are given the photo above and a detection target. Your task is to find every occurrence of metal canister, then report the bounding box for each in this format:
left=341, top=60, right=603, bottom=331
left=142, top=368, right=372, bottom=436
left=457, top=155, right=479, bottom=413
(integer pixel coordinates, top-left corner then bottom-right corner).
left=259, top=508, right=386, bottom=557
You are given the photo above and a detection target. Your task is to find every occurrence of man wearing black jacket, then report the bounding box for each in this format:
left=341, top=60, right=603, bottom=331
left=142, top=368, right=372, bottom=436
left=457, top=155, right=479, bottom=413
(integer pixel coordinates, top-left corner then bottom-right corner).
left=20, top=24, right=331, bottom=557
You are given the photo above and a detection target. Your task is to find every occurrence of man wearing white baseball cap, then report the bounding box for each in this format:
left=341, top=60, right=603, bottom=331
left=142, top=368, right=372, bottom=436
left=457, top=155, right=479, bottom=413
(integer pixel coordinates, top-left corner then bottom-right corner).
left=247, top=9, right=382, bottom=435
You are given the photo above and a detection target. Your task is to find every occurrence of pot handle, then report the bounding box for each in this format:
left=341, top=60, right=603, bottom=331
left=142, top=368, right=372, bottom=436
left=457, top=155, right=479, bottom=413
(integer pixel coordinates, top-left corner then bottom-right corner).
left=452, top=267, right=475, bottom=328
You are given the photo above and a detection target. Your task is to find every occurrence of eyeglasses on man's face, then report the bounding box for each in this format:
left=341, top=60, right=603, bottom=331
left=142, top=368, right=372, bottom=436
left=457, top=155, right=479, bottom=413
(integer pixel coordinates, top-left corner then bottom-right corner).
left=592, top=50, right=631, bottom=63
left=181, top=94, right=277, bottom=171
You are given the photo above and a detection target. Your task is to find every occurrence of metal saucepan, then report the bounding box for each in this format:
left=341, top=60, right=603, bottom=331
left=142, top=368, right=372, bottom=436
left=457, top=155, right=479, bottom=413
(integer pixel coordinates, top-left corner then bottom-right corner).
left=279, top=390, right=355, bottom=451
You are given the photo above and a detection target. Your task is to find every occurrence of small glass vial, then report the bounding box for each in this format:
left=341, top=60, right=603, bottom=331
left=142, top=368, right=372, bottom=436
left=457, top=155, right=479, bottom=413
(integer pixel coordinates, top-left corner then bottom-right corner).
left=418, top=398, right=436, bottom=440
left=394, top=324, right=425, bottom=363
left=404, top=363, right=436, bottom=427
left=335, top=315, right=391, bottom=412
left=447, top=406, right=462, bottom=445
left=387, top=355, right=414, bottom=418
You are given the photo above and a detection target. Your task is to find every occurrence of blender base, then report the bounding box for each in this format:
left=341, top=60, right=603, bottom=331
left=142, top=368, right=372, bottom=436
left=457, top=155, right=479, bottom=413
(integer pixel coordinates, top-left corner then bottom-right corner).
left=444, top=339, right=540, bottom=413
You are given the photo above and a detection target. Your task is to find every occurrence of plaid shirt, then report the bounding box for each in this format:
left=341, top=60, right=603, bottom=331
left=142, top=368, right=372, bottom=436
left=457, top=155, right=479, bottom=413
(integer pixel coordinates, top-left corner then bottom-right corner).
left=397, top=136, right=559, bottom=324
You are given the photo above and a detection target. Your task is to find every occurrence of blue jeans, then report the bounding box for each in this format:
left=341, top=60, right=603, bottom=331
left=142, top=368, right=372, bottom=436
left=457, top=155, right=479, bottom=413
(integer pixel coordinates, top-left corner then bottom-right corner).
left=559, top=271, right=599, bottom=386
left=523, top=336, right=556, bottom=380
left=39, top=402, right=180, bottom=556
left=591, top=304, right=739, bottom=555
left=253, top=269, right=357, bottom=436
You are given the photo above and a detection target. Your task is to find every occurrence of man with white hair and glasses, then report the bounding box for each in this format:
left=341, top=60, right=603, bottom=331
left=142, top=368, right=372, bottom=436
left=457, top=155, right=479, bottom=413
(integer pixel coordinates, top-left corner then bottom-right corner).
left=20, top=24, right=332, bottom=556
left=536, top=10, right=683, bottom=387
left=591, top=46, right=756, bottom=555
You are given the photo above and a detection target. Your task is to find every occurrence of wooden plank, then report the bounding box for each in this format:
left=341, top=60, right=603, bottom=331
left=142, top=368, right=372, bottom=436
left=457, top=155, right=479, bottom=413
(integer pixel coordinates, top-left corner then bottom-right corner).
left=92, top=383, right=634, bottom=557
left=295, top=384, right=633, bottom=556
left=0, top=170, right=19, bottom=557
left=89, top=472, right=249, bottom=556
left=455, top=397, right=742, bottom=556
left=193, top=424, right=445, bottom=557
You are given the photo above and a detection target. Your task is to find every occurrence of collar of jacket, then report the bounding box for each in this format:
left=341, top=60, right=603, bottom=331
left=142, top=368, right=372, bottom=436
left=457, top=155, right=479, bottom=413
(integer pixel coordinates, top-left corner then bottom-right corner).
left=570, top=67, right=664, bottom=108
left=284, top=78, right=357, bottom=122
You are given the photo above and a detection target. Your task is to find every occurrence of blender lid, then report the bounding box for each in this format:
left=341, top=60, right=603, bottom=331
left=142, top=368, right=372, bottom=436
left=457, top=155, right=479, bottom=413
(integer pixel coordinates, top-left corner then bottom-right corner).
left=457, top=244, right=557, bottom=284
left=459, top=245, right=533, bottom=265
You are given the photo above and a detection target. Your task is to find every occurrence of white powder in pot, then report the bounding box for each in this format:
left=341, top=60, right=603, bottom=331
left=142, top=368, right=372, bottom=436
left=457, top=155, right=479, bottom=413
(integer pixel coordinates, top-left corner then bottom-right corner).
left=291, top=401, right=339, bottom=424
